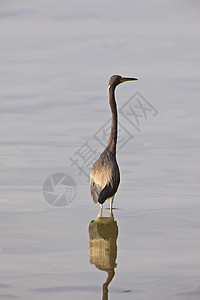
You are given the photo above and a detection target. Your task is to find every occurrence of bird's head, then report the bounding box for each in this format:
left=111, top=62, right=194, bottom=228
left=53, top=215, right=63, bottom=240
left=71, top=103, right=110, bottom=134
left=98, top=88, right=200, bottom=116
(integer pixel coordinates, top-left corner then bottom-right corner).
left=108, top=75, right=138, bottom=89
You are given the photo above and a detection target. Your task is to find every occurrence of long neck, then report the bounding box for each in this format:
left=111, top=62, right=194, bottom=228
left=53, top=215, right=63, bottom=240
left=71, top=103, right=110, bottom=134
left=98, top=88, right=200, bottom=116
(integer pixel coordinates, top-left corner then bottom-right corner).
left=107, top=86, right=117, bottom=155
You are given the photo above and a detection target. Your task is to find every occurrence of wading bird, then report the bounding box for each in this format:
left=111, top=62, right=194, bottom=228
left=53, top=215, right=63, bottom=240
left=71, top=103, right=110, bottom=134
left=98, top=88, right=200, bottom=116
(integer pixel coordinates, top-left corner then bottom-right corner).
left=90, top=75, right=138, bottom=216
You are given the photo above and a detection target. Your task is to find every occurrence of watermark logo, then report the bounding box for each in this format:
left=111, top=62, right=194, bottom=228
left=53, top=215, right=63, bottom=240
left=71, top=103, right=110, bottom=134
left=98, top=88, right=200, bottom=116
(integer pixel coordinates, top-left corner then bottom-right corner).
left=42, top=173, right=77, bottom=207
left=119, top=92, right=158, bottom=131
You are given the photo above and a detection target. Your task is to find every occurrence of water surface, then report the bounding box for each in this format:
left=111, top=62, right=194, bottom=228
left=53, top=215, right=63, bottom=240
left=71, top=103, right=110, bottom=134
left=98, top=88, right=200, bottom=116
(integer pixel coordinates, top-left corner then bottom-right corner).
left=0, top=1, right=200, bottom=299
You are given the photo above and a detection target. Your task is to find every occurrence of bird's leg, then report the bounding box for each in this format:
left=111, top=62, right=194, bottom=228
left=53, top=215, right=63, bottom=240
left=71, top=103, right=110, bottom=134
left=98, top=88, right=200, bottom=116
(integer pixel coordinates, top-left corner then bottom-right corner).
left=110, top=197, right=114, bottom=215
left=98, top=204, right=103, bottom=217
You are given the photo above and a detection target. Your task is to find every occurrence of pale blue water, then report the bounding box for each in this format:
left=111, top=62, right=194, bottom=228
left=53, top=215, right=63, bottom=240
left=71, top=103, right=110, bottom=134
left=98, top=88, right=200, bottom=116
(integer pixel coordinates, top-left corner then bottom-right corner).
left=1, top=1, right=200, bottom=299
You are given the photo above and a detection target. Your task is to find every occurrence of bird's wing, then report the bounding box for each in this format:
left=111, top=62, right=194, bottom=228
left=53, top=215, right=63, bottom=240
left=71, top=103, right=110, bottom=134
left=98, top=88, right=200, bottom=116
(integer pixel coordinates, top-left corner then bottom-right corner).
left=98, top=183, right=113, bottom=204
left=90, top=180, right=102, bottom=204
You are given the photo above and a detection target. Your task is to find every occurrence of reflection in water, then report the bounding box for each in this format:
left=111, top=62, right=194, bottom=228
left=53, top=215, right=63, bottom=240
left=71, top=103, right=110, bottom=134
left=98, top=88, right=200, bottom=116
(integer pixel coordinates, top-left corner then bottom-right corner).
left=88, top=212, right=118, bottom=300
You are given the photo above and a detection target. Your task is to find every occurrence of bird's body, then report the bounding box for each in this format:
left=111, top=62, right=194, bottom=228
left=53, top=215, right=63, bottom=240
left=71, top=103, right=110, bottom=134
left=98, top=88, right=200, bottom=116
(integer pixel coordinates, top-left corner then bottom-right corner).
left=90, top=146, right=120, bottom=205
left=90, top=75, right=137, bottom=216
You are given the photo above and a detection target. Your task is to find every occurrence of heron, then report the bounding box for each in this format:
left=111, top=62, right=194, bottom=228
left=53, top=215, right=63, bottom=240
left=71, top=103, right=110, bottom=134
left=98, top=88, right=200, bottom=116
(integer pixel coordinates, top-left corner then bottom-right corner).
left=90, top=75, right=138, bottom=216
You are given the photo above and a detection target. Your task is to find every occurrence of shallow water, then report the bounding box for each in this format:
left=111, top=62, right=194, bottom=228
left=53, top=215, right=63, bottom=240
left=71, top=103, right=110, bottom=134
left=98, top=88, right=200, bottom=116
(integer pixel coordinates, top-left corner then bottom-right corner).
left=1, top=1, right=200, bottom=299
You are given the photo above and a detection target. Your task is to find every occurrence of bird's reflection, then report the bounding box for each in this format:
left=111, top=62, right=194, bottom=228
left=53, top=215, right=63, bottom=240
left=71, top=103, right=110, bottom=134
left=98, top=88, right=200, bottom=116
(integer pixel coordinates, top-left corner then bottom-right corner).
left=88, top=212, right=118, bottom=300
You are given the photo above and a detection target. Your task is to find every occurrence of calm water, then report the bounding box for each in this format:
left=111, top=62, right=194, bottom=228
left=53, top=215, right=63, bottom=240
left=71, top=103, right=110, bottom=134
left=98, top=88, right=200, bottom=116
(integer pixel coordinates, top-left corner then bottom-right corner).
left=1, top=1, right=200, bottom=299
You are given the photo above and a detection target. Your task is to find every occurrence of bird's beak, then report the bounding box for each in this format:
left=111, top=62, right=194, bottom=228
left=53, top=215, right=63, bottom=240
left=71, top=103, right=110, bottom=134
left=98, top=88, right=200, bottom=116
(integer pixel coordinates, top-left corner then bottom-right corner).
left=121, top=77, right=138, bottom=83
